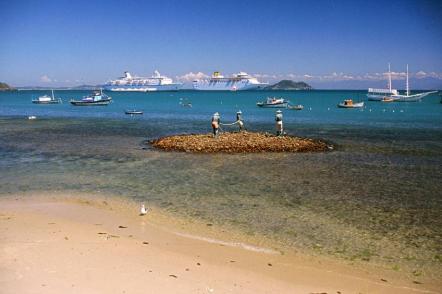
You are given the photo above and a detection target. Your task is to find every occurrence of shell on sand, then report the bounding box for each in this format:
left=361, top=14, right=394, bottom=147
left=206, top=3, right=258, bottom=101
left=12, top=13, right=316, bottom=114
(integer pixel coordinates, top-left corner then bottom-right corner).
left=150, top=131, right=331, bottom=153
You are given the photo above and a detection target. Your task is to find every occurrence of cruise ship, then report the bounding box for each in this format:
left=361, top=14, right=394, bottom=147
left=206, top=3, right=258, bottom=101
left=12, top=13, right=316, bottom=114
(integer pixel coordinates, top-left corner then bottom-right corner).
left=193, top=72, right=268, bottom=91
left=104, top=71, right=182, bottom=92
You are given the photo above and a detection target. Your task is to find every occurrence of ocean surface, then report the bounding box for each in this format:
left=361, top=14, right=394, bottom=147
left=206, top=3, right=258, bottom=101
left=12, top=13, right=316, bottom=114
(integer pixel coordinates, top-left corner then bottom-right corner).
left=1, top=90, right=441, bottom=277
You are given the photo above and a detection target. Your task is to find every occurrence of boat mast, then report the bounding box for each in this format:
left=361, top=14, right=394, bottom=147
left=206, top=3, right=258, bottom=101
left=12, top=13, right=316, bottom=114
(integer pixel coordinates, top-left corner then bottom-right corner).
left=388, top=63, right=392, bottom=92
left=406, top=64, right=409, bottom=96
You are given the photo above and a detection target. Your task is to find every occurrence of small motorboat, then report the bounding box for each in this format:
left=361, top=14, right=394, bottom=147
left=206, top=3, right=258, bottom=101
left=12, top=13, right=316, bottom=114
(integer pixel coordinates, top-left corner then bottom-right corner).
left=32, top=90, right=62, bottom=104
left=381, top=97, right=395, bottom=102
left=337, top=99, right=364, bottom=108
left=125, top=110, right=143, bottom=115
left=257, top=97, right=288, bottom=108
left=287, top=104, right=304, bottom=110
left=70, top=89, right=112, bottom=106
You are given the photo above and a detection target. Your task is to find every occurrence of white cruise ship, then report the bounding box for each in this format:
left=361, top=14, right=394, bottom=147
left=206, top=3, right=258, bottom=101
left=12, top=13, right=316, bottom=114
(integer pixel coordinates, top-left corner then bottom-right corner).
left=193, top=72, right=268, bottom=91
left=104, top=71, right=182, bottom=92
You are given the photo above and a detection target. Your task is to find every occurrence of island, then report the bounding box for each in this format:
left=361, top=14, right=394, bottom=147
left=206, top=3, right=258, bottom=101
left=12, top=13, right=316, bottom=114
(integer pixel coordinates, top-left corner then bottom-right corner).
left=150, top=131, right=331, bottom=153
left=266, top=80, right=312, bottom=90
left=0, top=82, right=15, bottom=91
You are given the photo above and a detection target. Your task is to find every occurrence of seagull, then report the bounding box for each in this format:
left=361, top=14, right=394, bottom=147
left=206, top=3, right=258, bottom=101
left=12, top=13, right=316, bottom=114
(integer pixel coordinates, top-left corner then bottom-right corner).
left=140, top=204, right=148, bottom=216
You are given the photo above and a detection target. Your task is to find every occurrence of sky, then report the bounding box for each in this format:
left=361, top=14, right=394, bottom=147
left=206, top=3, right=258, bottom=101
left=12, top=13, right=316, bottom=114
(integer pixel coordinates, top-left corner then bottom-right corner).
left=0, top=0, right=441, bottom=89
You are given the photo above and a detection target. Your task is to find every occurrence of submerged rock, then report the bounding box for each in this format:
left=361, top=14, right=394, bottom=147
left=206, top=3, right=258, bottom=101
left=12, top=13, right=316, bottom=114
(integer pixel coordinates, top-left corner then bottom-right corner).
left=150, top=131, right=331, bottom=153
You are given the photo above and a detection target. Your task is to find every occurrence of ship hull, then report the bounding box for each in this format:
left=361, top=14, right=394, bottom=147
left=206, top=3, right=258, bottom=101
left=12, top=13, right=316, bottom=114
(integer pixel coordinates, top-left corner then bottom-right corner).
left=103, top=84, right=181, bottom=92
left=193, top=81, right=267, bottom=91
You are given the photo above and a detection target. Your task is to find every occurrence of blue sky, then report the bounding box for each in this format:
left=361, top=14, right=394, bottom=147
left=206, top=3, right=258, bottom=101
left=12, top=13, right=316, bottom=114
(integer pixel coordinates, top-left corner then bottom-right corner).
left=0, top=0, right=441, bottom=88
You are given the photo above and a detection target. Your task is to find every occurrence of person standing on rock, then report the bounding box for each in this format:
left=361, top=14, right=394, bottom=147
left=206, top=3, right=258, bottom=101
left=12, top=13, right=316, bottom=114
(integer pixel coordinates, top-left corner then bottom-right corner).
left=212, top=112, right=221, bottom=138
left=236, top=110, right=244, bottom=132
left=275, top=110, right=283, bottom=136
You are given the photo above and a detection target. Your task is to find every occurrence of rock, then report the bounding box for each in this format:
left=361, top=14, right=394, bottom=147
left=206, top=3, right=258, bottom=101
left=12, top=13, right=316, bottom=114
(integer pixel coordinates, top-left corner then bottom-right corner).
left=150, top=131, right=331, bottom=154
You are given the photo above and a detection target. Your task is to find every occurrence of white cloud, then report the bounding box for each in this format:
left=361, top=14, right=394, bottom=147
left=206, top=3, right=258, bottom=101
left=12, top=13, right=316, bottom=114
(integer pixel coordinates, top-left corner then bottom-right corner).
left=40, top=75, right=52, bottom=83
left=176, top=72, right=209, bottom=82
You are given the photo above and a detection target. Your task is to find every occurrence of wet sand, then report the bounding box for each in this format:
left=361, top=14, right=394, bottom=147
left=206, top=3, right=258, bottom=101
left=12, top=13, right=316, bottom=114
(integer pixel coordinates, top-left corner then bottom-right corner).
left=1, top=194, right=439, bottom=294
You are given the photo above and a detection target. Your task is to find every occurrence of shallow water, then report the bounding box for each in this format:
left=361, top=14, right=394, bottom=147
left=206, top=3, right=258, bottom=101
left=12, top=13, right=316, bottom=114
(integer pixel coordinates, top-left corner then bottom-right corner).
left=0, top=90, right=441, bottom=278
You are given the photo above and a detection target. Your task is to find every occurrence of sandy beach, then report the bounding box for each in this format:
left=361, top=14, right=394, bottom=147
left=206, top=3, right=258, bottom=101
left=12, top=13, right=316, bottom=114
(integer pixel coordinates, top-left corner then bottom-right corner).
left=1, top=194, right=439, bottom=294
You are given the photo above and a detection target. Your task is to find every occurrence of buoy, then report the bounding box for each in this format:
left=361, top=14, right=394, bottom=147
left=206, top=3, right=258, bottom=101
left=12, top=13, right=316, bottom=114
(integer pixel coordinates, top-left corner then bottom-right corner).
left=140, top=204, right=148, bottom=215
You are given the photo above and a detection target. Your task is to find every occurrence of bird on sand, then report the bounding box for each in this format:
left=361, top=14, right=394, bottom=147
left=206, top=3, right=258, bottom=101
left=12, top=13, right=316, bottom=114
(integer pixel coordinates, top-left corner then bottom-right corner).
left=140, top=204, right=148, bottom=216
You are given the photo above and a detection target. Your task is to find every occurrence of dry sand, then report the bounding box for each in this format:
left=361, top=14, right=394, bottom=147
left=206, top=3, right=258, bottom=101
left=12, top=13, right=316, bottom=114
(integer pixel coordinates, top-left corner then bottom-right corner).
left=0, top=194, right=439, bottom=294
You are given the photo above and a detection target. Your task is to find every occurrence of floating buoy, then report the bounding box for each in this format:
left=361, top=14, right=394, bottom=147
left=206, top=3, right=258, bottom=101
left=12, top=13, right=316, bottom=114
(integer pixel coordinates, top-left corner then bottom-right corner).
left=140, top=204, right=148, bottom=216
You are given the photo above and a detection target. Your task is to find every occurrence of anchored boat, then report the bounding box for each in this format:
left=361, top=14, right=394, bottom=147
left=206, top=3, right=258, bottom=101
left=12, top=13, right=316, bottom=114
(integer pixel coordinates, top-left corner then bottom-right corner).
left=257, top=97, right=289, bottom=108
left=338, top=99, right=364, bottom=108
left=32, top=90, right=62, bottom=104
left=125, top=110, right=143, bottom=115
left=287, top=104, right=304, bottom=110
left=389, top=65, right=437, bottom=102
left=70, top=89, right=112, bottom=106
left=367, top=63, right=399, bottom=101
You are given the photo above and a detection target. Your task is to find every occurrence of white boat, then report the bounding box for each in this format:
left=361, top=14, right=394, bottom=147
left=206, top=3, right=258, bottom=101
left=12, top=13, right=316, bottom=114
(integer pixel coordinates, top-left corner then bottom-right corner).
left=104, top=71, right=181, bottom=92
left=389, top=65, right=437, bottom=102
left=257, top=97, right=288, bottom=108
left=338, top=99, right=364, bottom=108
left=367, top=63, right=399, bottom=101
left=193, top=71, right=268, bottom=91
left=125, top=110, right=143, bottom=115
left=32, top=90, right=62, bottom=104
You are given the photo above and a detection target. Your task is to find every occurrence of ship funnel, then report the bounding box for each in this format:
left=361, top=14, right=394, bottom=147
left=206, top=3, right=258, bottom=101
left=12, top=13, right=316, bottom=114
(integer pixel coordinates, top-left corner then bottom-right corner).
left=124, top=72, right=132, bottom=79
left=153, top=70, right=161, bottom=78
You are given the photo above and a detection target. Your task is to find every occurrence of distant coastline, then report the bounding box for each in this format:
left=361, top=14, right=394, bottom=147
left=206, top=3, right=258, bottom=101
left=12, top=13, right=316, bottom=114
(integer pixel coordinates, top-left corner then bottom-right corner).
left=0, top=82, right=16, bottom=91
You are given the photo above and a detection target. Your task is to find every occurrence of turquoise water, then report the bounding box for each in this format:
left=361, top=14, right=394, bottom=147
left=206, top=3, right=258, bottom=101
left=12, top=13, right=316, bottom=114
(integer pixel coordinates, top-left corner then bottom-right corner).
left=1, top=90, right=441, bottom=129
left=0, top=90, right=441, bottom=277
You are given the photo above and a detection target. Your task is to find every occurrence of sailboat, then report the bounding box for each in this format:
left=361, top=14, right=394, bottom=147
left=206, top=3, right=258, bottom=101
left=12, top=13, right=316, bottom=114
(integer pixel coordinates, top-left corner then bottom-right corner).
left=32, top=89, right=62, bottom=104
left=390, top=65, right=437, bottom=102
left=367, top=63, right=399, bottom=101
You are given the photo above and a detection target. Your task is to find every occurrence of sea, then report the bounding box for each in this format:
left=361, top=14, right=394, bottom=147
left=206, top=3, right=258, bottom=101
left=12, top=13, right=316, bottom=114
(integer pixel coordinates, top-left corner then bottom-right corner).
left=1, top=89, right=441, bottom=277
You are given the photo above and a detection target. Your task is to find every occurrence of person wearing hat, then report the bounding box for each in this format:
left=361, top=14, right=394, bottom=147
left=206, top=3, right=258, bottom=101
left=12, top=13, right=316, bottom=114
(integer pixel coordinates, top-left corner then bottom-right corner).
left=236, top=110, right=244, bottom=132
left=211, top=112, right=221, bottom=137
left=275, top=110, right=283, bottom=136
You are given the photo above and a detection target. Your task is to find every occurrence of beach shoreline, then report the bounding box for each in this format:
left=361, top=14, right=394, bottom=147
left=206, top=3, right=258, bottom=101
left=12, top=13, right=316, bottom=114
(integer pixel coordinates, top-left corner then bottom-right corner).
left=1, top=193, right=440, bottom=293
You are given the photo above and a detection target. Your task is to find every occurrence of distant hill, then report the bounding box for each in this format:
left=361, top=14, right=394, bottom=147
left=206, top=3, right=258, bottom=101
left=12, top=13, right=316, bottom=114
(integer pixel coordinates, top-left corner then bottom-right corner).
left=0, top=82, right=15, bottom=91
left=266, top=80, right=312, bottom=90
